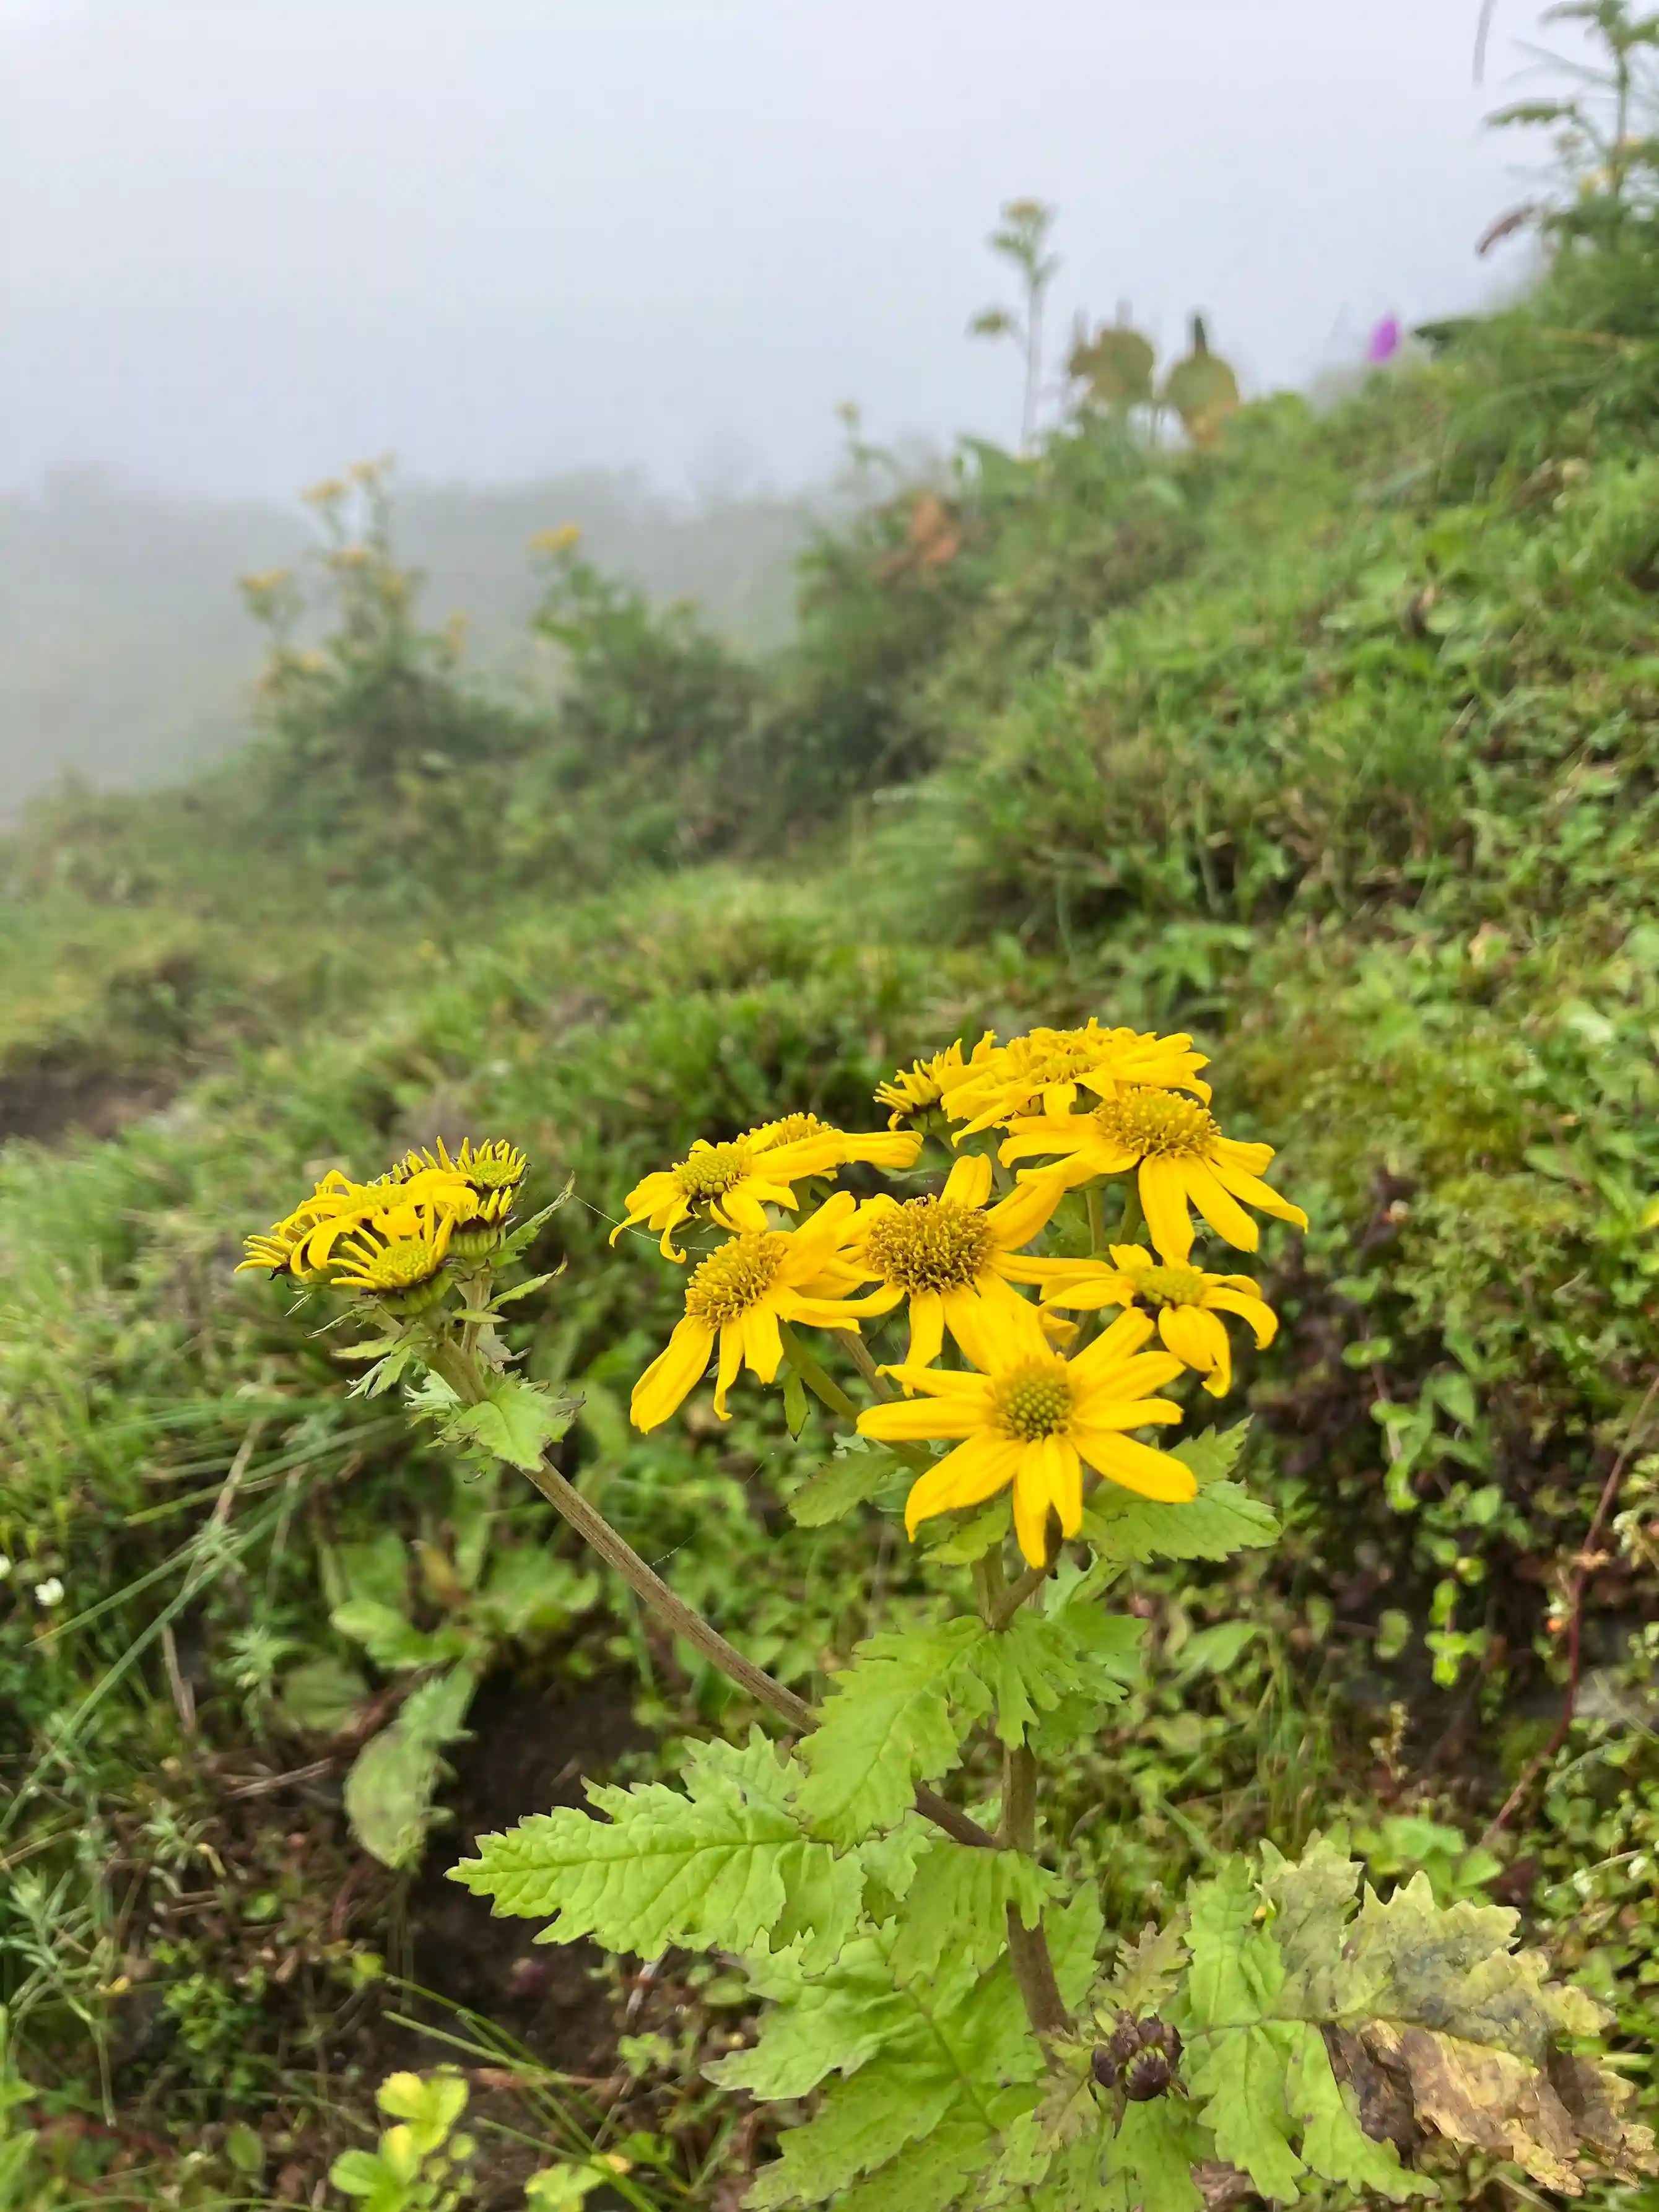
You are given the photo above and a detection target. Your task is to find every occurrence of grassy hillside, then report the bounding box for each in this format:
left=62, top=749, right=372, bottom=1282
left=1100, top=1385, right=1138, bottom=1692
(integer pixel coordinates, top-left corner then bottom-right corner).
left=5, top=219, right=1659, bottom=2205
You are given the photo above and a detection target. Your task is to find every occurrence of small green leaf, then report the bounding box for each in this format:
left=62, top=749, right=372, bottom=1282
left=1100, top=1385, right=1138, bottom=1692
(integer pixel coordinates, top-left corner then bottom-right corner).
left=442, top=1376, right=577, bottom=1471
left=889, top=1839, right=1056, bottom=1982
left=330, top=1598, right=442, bottom=1671
left=274, top=1655, right=368, bottom=1736
left=783, top=1370, right=809, bottom=1439
left=923, top=1497, right=1010, bottom=1563
left=789, top=1436, right=894, bottom=1528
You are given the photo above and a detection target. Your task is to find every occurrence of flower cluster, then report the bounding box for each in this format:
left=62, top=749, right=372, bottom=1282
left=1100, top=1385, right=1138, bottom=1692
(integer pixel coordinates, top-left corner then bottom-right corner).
left=625, top=1024, right=1306, bottom=1567
left=238, top=1138, right=529, bottom=1312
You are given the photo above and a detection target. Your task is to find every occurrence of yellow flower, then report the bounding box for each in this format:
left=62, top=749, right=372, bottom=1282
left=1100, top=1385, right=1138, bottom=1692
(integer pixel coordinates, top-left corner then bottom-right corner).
left=388, top=1136, right=528, bottom=1203
left=873, top=1037, right=993, bottom=1127
left=329, top=1203, right=456, bottom=1312
left=630, top=1195, right=873, bottom=1430
left=820, top=1152, right=1064, bottom=1370
left=611, top=1120, right=921, bottom=1261
left=858, top=1299, right=1190, bottom=1567
left=1032, top=1243, right=1277, bottom=1396
left=237, top=1165, right=474, bottom=1277
left=999, top=1089, right=1307, bottom=1263
left=530, top=522, right=583, bottom=554
left=944, top=1022, right=1212, bottom=1139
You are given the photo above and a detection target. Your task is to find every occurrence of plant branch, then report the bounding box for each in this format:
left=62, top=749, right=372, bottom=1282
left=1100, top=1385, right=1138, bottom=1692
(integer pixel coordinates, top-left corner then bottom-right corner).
left=1482, top=1367, right=1659, bottom=1845
left=834, top=1328, right=892, bottom=1400
left=992, top=1564, right=1049, bottom=1631
left=999, top=1743, right=1071, bottom=2035
left=778, top=1323, right=860, bottom=1422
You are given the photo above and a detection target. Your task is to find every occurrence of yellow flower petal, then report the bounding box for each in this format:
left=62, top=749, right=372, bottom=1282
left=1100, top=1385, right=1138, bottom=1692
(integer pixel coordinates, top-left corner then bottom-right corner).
left=630, top=1318, right=715, bottom=1432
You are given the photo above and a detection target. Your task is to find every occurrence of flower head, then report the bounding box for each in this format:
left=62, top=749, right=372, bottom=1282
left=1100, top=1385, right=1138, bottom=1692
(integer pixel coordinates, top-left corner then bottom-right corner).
left=1030, top=1243, right=1277, bottom=1396
left=818, top=1152, right=1063, bottom=1371
left=328, top=1203, right=456, bottom=1312
left=630, top=1194, right=873, bottom=1429
left=238, top=1164, right=476, bottom=1278
left=612, top=1119, right=920, bottom=1261
left=944, top=1023, right=1212, bottom=1139
left=1000, top=1089, right=1306, bottom=1263
left=873, top=1037, right=993, bottom=1127
left=858, top=1298, right=1190, bottom=1567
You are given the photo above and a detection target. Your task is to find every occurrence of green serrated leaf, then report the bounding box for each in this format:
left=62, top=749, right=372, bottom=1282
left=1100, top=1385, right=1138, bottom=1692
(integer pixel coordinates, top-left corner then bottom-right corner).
left=833, top=2114, right=998, bottom=2212
left=889, top=1839, right=1056, bottom=1982
left=923, top=1497, right=1011, bottom=1564
left=440, top=1376, right=576, bottom=1471
left=708, top=1936, right=920, bottom=2099
left=1099, top=2097, right=1210, bottom=2212
left=1099, top=1917, right=1188, bottom=2018
left=1082, top=1479, right=1278, bottom=1565
left=744, top=2064, right=963, bottom=2210
left=1173, top=1422, right=1250, bottom=1486
left=1183, top=1859, right=1305, bottom=2200
left=789, top=1436, right=895, bottom=1528
left=495, top=1183, right=573, bottom=1265
left=330, top=1597, right=448, bottom=1671
left=972, top=1606, right=1138, bottom=1748
left=796, top=1622, right=991, bottom=1845
left=274, top=1655, right=368, bottom=1735
left=450, top=1731, right=863, bottom=1972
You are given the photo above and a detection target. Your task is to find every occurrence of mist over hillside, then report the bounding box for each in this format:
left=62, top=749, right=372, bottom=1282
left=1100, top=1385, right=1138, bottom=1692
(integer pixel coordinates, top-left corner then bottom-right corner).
left=0, top=466, right=824, bottom=809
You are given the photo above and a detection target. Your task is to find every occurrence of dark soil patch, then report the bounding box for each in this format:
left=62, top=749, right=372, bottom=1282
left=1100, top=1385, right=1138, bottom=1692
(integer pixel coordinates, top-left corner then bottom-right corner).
left=396, top=1670, right=649, bottom=2074
left=0, top=1052, right=172, bottom=1144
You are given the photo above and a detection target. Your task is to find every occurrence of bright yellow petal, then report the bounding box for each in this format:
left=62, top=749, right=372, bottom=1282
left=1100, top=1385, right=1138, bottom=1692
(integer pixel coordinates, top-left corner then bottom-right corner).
left=1211, top=1135, right=1274, bottom=1178
left=744, top=1302, right=786, bottom=1384
left=1183, top=1161, right=1260, bottom=1253
left=1044, top=1434, right=1084, bottom=1536
left=947, top=1291, right=1050, bottom=1374
left=1206, top=1151, right=1308, bottom=1230
left=1073, top=1429, right=1197, bottom=1502
left=1207, top=1286, right=1278, bottom=1347
left=1011, top=1452, right=1056, bottom=1567
left=904, top=1289, right=946, bottom=1374
left=712, top=1323, right=744, bottom=1419
left=630, top=1318, right=716, bottom=1432
left=1036, top=1271, right=1135, bottom=1313
left=860, top=1392, right=986, bottom=1442
left=904, top=1434, right=1023, bottom=1536
left=941, top=1152, right=995, bottom=1209
left=1159, top=1304, right=1232, bottom=1394
left=1108, top=1244, right=1154, bottom=1274
left=1069, top=1305, right=1157, bottom=1378
left=986, top=1168, right=1065, bottom=1251
left=1137, top=1156, right=1193, bottom=1263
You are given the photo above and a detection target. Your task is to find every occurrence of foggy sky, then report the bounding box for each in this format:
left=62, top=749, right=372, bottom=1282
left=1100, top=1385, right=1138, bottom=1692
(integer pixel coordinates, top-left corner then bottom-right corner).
left=1, top=1, right=1567, bottom=500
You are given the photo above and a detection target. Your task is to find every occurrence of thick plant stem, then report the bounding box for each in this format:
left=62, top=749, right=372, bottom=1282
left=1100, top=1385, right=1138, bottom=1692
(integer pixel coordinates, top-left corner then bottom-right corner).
left=424, top=1340, right=997, bottom=1854
left=778, top=1324, right=860, bottom=1422
left=515, top=1452, right=995, bottom=1850
left=1000, top=1743, right=1071, bottom=2036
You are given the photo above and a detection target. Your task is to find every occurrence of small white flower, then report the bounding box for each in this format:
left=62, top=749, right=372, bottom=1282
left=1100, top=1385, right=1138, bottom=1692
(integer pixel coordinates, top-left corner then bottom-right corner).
left=33, top=1577, right=64, bottom=1608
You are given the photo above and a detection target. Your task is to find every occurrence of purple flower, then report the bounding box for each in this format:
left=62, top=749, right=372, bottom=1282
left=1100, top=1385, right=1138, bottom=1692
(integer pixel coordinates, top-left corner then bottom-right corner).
left=1368, top=315, right=1402, bottom=364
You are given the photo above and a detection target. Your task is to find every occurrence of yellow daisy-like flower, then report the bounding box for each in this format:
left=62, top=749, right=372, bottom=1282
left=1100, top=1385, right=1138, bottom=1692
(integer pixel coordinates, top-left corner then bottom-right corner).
left=630, top=1193, right=873, bottom=1430
left=611, top=1119, right=921, bottom=1261
left=858, top=1299, right=1190, bottom=1568
left=237, top=1164, right=476, bottom=1278
left=944, top=1022, right=1213, bottom=1140
left=873, top=1037, right=993, bottom=1128
left=328, top=1203, right=456, bottom=1312
left=389, top=1136, right=528, bottom=1201
left=819, top=1152, right=1065, bottom=1371
left=1031, top=1243, right=1278, bottom=1397
left=999, top=1089, right=1307, bottom=1263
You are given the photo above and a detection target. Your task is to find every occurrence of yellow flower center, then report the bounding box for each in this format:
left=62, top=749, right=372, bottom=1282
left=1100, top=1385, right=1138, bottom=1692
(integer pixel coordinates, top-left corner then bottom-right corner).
left=862, top=1196, right=995, bottom=1293
left=672, top=1141, right=755, bottom=1203
left=755, top=1113, right=829, bottom=1148
left=684, top=1230, right=786, bottom=1325
left=1093, top=1088, right=1217, bottom=1157
left=462, top=1143, right=526, bottom=1191
left=350, top=1237, right=446, bottom=1291
left=1135, top=1263, right=1206, bottom=1308
left=993, top=1360, right=1074, bottom=1441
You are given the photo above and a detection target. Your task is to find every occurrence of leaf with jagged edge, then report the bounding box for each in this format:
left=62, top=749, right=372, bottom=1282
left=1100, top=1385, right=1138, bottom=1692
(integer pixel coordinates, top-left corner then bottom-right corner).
left=972, top=1603, right=1141, bottom=1749
left=1096, top=2099, right=1211, bottom=2212
left=795, top=1621, right=991, bottom=1845
left=1100, top=1916, right=1189, bottom=2016
left=889, top=1839, right=1057, bottom=1982
left=708, top=1935, right=930, bottom=2100
left=1082, top=1423, right=1278, bottom=1565
left=788, top=1436, right=907, bottom=1529
left=1183, top=1858, right=1307, bottom=2201
left=832, top=2110, right=1004, bottom=2212
left=448, top=1731, right=862, bottom=1973
left=440, top=1375, right=577, bottom=1472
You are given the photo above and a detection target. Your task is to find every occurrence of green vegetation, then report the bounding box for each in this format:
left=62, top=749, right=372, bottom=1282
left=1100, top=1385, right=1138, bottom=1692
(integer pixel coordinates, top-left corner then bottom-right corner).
left=8, top=45, right=1659, bottom=2200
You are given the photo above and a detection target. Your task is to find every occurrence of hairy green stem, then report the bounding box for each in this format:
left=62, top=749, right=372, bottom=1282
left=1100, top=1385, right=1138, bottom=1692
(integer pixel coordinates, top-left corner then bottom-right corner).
left=999, top=1744, right=1071, bottom=2035
left=834, top=1327, right=892, bottom=1400
left=430, top=1333, right=999, bottom=1853
left=778, top=1323, right=860, bottom=1422
left=991, top=1563, right=1049, bottom=1631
